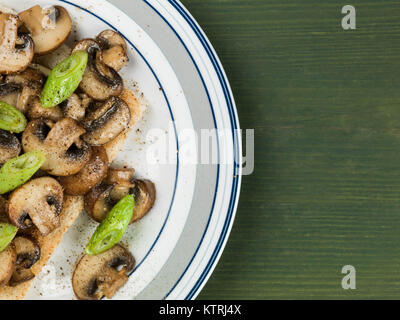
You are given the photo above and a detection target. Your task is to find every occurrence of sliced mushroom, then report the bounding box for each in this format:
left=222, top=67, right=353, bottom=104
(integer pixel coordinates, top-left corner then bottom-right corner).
left=82, top=97, right=131, bottom=146
left=1, top=68, right=44, bottom=113
left=0, top=13, right=34, bottom=74
left=27, top=96, right=63, bottom=121
left=19, top=5, right=72, bottom=55
left=128, top=179, right=156, bottom=223
left=28, top=94, right=86, bottom=122
left=0, top=81, right=20, bottom=107
left=0, top=130, right=21, bottom=164
left=59, top=146, right=109, bottom=196
left=7, top=177, right=63, bottom=236
left=0, top=244, right=16, bottom=287
left=29, top=63, right=51, bottom=77
left=72, top=39, right=123, bottom=100
left=96, top=30, right=128, bottom=72
left=22, top=118, right=92, bottom=176
left=5, top=67, right=44, bottom=84
left=105, top=168, right=135, bottom=186
left=84, top=183, right=115, bottom=222
left=34, top=43, right=71, bottom=70
left=9, top=236, right=40, bottom=286
left=72, top=244, right=135, bottom=300
left=104, top=89, right=143, bottom=162
left=85, top=169, right=155, bottom=224
left=59, top=93, right=86, bottom=121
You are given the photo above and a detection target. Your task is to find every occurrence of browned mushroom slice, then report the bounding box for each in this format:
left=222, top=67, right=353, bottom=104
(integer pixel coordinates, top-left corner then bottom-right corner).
left=27, top=97, right=63, bottom=121
left=60, top=93, right=86, bottom=121
left=0, top=130, right=21, bottom=164
left=129, top=180, right=156, bottom=223
left=0, top=196, right=8, bottom=223
left=105, top=168, right=135, bottom=186
left=0, top=244, right=16, bottom=287
left=5, top=67, right=44, bottom=85
left=28, top=94, right=85, bottom=122
left=85, top=168, right=135, bottom=222
left=96, top=30, right=128, bottom=71
left=22, top=118, right=92, bottom=176
left=1, top=68, right=44, bottom=113
left=34, top=43, right=71, bottom=70
left=59, top=146, right=109, bottom=196
left=105, top=168, right=135, bottom=204
left=9, top=236, right=40, bottom=286
left=85, top=171, right=156, bottom=224
left=0, top=13, right=34, bottom=74
left=7, top=177, right=63, bottom=236
left=82, top=97, right=131, bottom=146
left=28, top=63, right=51, bottom=77
left=19, top=5, right=72, bottom=55
left=84, top=183, right=115, bottom=222
left=72, top=244, right=135, bottom=300
left=0, top=81, right=21, bottom=107
left=72, top=39, right=123, bottom=101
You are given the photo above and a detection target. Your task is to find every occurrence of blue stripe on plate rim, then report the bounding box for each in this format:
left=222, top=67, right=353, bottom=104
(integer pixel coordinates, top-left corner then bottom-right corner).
left=144, top=0, right=241, bottom=300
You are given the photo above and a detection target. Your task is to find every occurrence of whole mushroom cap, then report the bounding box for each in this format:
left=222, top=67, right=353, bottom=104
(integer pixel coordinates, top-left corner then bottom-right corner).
left=72, top=244, right=135, bottom=300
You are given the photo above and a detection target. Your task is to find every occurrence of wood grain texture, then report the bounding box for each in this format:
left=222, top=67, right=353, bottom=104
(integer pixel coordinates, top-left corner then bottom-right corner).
left=182, top=0, right=400, bottom=299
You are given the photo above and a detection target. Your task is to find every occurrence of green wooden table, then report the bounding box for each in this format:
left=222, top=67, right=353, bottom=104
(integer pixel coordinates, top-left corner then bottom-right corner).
left=182, top=0, right=400, bottom=300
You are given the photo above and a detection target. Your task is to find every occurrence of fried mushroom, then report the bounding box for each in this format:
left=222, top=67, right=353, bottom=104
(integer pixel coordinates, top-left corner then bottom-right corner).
left=96, top=30, right=128, bottom=72
left=72, top=244, right=135, bottom=300
left=28, top=94, right=86, bottom=122
left=19, top=5, right=72, bottom=55
left=0, top=81, right=20, bottom=107
left=0, top=13, right=34, bottom=74
left=59, top=93, right=86, bottom=121
left=9, top=236, right=40, bottom=286
left=1, top=67, right=44, bottom=113
left=0, top=195, right=8, bottom=223
left=72, top=39, right=123, bottom=100
left=22, top=118, right=92, bottom=176
left=27, top=97, right=63, bottom=121
left=82, top=97, right=131, bottom=146
left=59, top=146, right=109, bottom=196
left=0, top=244, right=16, bottom=287
left=85, top=168, right=155, bottom=224
left=0, top=130, right=21, bottom=164
left=7, top=177, right=63, bottom=236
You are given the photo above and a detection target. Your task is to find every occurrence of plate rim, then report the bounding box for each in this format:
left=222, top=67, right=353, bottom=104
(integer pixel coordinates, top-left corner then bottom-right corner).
left=144, top=0, right=243, bottom=300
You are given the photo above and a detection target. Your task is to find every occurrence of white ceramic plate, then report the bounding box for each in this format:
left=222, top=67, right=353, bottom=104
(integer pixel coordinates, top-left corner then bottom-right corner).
left=3, top=0, right=241, bottom=300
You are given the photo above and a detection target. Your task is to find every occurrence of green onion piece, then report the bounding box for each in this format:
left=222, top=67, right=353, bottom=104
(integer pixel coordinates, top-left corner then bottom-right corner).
left=0, top=223, right=17, bottom=252
left=41, top=50, right=88, bottom=108
left=0, top=151, right=46, bottom=194
left=85, top=195, right=134, bottom=255
left=0, top=101, right=27, bottom=133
